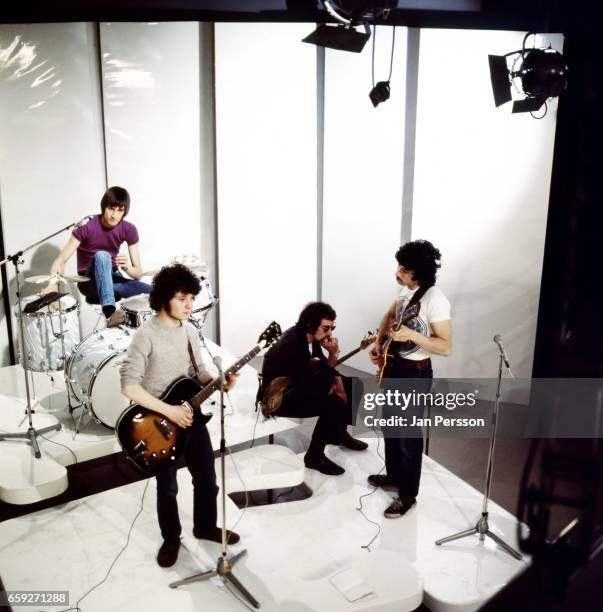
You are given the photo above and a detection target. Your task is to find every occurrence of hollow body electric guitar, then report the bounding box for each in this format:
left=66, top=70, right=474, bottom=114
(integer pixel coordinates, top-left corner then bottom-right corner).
left=116, top=322, right=282, bottom=475
left=261, top=331, right=377, bottom=417
left=376, top=302, right=421, bottom=383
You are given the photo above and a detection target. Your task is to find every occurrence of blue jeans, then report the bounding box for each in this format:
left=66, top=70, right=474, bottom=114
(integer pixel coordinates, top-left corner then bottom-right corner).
left=383, top=361, right=433, bottom=499
left=77, top=251, right=151, bottom=307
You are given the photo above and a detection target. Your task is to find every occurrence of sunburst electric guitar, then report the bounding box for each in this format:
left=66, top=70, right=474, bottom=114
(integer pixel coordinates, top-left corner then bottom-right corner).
left=261, top=331, right=377, bottom=417
left=116, top=321, right=282, bottom=474
left=376, top=302, right=420, bottom=383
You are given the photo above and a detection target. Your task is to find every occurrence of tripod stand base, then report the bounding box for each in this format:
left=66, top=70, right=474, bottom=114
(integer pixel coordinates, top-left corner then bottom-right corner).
left=0, top=423, right=62, bottom=459
left=169, top=549, right=259, bottom=608
left=435, top=513, right=522, bottom=560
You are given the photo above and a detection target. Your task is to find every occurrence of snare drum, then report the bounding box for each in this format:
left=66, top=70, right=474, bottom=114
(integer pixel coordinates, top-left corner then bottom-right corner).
left=15, top=295, right=80, bottom=371
left=66, top=327, right=132, bottom=428
left=120, top=294, right=154, bottom=328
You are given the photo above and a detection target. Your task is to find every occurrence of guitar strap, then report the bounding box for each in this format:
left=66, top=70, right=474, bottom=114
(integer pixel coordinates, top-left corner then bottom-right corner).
left=187, top=340, right=202, bottom=382
left=399, top=283, right=431, bottom=325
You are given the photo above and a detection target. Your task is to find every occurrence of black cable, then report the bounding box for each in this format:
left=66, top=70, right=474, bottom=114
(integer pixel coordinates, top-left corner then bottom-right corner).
left=42, top=479, right=150, bottom=612
left=371, top=23, right=376, bottom=88
left=39, top=433, right=78, bottom=465
left=387, top=26, right=396, bottom=82
left=356, top=426, right=386, bottom=552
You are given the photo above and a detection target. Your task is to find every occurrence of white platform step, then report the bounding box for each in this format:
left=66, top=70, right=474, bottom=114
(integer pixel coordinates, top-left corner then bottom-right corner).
left=224, top=444, right=304, bottom=493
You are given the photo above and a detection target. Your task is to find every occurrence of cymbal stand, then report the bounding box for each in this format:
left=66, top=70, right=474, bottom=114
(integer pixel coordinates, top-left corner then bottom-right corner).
left=0, top=251, right=63, bottom=457
left=435, top=353, right=522, bottom=560
left=169, top=359, right=260, bottom=608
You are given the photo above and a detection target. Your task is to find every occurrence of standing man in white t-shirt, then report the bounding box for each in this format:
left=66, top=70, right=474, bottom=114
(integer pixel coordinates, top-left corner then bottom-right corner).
left=369, top=240, right=451, bottom=518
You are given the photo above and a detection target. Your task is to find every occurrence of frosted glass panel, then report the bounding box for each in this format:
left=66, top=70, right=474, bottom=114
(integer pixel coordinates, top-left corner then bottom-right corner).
left=215, top=23, right=318, bottom=354
left=100, top=22, right=202, bottom=276
left=322, top=27, right=408, bottom=373
left=413, top=30, right=562, bottom=378
left=0, top=23, right=105, bottom=365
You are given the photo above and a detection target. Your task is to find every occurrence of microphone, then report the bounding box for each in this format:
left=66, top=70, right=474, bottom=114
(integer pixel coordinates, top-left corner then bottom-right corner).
left=213, top=355, right=227, bottom=386
left=493, top=334, right=511, bottom=369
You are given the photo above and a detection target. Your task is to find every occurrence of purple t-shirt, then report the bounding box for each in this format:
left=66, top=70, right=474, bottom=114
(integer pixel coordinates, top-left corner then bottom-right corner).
left=73, top=214, right=140, bottom=273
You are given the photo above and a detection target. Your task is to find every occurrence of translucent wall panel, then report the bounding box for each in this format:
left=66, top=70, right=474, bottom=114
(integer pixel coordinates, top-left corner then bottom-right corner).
left=413, top=30, right=562, bottom=378
left=100, top=22, right=202, bottom=275
left=0, top=23, right=105, bottom=366
left=322, top=27, right=408, bottom=373
left=215, top=23, right=317, bottom=354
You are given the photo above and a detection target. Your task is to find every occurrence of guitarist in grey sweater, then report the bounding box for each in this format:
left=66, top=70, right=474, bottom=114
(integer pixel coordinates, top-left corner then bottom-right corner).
left=120, top=263, right=239, bottom=568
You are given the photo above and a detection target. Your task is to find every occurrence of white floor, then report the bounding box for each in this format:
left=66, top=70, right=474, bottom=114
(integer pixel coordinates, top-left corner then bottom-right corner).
left=0, top=437, right=529, bottom=612
left=0, top=341, right=301, bottom=505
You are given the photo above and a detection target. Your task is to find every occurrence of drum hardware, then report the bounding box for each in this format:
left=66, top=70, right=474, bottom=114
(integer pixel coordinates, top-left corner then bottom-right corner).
left=0, top=221, right=80, bottom=458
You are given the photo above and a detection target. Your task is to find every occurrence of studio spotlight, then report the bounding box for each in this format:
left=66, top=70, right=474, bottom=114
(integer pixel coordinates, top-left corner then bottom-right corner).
left=369, top=80, right=390, bottom=107
left=488, top=33, right=568, bottom=116
left=303, top=0, right=396, bottom=53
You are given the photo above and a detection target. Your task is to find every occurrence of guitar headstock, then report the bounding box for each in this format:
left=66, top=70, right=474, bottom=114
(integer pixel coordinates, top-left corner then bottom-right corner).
left=360, top=331, right=378, bottom=350
left=258, top=321, right=282, bottom=349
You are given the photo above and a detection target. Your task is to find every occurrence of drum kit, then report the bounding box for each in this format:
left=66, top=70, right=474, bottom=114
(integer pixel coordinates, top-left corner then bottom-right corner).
left=3, top=252, right=217, bottom=436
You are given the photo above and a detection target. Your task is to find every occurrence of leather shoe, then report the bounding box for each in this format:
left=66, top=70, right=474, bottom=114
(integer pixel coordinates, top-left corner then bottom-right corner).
left=367, top=473, right=398, bottom=492
left=339, top=431, right=368, bottom=451
left=156, top=539, right=180, bottom=567
left=304, top=453, right=345, bottom=475
left=193, top=526, right=240, bottom=545
left=384, top=496, right=416, bottom=518
left=106, top=309, right=125, bottom=328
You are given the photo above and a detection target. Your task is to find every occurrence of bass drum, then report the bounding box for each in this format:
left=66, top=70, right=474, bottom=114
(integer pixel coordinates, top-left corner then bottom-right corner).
left=66, top=327, right=132, bottom=428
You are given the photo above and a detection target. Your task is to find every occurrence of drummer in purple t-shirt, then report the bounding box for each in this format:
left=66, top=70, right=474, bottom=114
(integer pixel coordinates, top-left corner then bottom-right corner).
left=41, top=186, right=151, bottom=327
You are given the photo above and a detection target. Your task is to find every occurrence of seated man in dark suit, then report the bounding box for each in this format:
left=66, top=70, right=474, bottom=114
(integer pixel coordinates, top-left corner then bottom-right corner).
left=260, top=301, right=367, bottom=476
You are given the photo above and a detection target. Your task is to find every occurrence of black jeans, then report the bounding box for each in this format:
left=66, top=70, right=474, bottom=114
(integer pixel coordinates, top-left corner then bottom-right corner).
left=383, top=362, right=433, bottom=499
left=277, top=375, right=361, bottom=446
left=155, top=424, right=218, bottom=543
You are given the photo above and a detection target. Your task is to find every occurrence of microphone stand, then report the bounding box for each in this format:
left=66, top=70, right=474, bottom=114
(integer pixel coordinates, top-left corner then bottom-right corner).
left=0, top=223, right=75, bottom=457
left=435, top=346, right=522, bottom=560
left=169, top=359, right=260, bottom=608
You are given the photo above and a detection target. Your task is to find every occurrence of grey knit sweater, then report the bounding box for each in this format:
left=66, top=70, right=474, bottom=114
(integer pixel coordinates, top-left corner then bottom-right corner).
left=120, top=316, right=210, bottom=398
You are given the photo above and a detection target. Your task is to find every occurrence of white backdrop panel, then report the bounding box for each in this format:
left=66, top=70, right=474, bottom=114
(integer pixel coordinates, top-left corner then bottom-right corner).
left=413, top=30, right=562, bottom=380
left=322, top=27, right=408, bottom=373
left=215, top=23, right=317, bottom=354
left=100, top=22, right=202, bottom=275
left=0, top=23, right=105, bottom=366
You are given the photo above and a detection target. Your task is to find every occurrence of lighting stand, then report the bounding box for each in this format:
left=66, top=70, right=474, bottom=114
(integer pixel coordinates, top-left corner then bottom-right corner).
left=169, top=360, right=260, bottom=608
left=435, top=353, right=522, bottom=560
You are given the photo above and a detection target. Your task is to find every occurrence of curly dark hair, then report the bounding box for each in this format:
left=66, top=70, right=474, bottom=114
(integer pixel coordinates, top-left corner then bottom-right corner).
left=149, top=263, right=200, bottom=312
left=395, top=239, right=442, bottom=287
left=100, top=186, right=130, bottom=217
left=295, top=301, right=337, bottom=334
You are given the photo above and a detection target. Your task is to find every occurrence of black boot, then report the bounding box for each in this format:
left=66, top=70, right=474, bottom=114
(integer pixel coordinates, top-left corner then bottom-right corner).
left=304, top=438, right=345, bottom=476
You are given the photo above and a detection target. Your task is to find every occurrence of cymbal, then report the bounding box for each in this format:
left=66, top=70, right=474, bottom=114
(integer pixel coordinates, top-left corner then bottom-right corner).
left=26, top=273, right=90, bottom=284
left=142, top=264, right=208, bottom=276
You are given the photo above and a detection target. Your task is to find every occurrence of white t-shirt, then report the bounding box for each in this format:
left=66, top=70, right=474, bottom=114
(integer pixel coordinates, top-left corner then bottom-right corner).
left=393, top=285, right=451, bottom=360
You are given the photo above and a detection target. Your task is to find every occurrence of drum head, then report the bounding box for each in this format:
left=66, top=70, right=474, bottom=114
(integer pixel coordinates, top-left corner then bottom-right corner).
left=89, top=352, right=131, bottom=428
